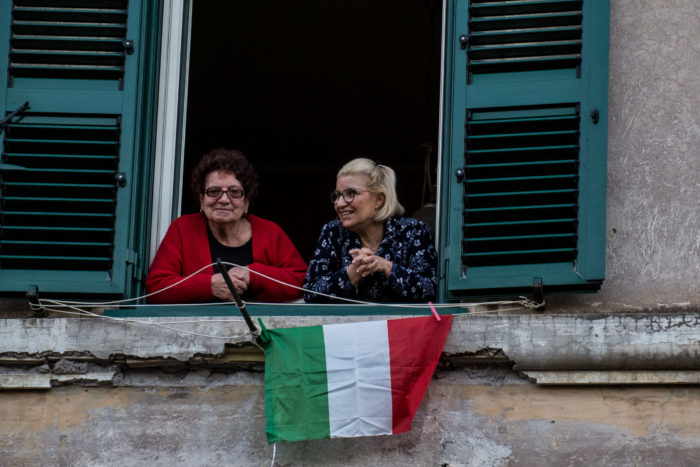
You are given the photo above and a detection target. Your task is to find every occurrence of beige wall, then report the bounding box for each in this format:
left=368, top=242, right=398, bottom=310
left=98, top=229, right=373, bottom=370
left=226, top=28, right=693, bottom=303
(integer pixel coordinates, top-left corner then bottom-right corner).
left=550, top=0, right=700, bottom=312
left=2, top=375, right=699, bottom=466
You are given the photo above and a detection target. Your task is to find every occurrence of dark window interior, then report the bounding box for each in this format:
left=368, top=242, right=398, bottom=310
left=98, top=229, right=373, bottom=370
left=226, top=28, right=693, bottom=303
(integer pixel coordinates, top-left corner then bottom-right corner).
left=184, top=0, right=442, bottom=261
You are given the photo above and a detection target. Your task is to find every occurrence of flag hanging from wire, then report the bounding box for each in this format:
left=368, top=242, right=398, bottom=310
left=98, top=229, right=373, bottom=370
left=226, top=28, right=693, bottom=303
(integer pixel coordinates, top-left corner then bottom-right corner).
left=262, top=315, right=452, bottom=443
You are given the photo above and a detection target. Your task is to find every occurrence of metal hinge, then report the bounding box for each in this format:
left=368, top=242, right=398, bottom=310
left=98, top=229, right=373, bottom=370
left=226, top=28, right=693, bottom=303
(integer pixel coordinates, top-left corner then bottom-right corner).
left=126, top=250, right=141, bottom=281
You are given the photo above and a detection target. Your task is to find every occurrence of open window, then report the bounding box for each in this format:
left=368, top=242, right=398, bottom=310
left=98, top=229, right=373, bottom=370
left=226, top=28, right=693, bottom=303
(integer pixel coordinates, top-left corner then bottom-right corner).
left=180, top=1, right=444, bottom=262
left=0, top=0, right=611, bottom=307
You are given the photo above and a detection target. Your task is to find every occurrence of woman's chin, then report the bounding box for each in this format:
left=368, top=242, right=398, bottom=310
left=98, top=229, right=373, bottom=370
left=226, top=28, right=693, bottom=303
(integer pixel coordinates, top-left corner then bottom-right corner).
left=209, top=214, right=240, bottom=225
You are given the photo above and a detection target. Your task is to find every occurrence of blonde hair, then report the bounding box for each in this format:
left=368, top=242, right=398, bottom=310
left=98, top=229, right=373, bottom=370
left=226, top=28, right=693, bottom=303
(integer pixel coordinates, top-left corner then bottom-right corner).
left=337, top=158, right=405, bottom=222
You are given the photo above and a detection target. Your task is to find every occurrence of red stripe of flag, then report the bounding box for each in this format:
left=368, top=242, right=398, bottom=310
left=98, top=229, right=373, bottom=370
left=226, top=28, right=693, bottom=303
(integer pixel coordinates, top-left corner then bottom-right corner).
left=388, top=314, right=453, bottom=433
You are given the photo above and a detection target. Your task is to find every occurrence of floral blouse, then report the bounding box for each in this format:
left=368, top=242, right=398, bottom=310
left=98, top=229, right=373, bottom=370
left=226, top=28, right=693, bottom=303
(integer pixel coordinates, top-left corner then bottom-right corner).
left=303, top=217, right=438, bottom=303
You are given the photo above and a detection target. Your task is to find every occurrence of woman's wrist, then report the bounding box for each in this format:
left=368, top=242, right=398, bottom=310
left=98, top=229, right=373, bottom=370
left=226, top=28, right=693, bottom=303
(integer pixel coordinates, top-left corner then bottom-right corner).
left=346, top=264, right=361, bottom=286
left=382, top=258, right=393, bottom=278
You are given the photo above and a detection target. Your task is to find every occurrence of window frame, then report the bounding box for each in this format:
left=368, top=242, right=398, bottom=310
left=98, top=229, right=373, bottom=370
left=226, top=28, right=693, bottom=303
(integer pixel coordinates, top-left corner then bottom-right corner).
left=144, top=0, right=451, bottom=312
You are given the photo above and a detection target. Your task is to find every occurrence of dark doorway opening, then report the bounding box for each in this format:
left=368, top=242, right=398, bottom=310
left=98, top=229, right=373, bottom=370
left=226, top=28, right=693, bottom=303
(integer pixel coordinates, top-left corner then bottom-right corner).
left=184, top=0, right=442, bottom=261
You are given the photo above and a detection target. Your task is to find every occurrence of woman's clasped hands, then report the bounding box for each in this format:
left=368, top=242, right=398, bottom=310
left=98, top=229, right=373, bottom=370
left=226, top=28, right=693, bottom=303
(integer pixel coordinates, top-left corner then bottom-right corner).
left=347, top=247, right=392, bottom=286
left=211, top=266, right=250, bottom=300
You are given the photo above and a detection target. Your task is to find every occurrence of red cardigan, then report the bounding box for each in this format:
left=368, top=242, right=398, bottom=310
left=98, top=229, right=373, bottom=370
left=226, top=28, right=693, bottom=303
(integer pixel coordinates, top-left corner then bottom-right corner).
left=146, top=213, right=307, bottom=303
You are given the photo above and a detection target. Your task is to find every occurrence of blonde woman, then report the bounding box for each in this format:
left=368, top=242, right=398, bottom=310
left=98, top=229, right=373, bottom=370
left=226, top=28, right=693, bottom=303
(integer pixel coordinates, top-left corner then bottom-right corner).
left=304, top=158, right=437, bottom=302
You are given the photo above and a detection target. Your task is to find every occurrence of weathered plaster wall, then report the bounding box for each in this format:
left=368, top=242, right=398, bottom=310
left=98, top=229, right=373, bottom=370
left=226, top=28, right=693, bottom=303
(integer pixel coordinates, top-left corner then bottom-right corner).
left=3, top=313, right=700, bottom=371
left=549, top=0, right=700, bottom=312
left=2, top=314, right=699, bottom=466
left=2, top=371, right=699, bottom=466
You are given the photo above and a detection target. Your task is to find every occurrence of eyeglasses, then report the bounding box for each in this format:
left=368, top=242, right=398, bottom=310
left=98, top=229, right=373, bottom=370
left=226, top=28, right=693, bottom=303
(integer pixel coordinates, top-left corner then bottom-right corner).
left=330, top=188, right=366, bottom=204
left=204, top=187, right=245, bottom=199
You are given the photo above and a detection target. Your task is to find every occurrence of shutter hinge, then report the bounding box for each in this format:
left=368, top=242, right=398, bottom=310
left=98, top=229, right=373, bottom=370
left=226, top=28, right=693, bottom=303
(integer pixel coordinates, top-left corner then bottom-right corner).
left=532, top=277, right=545, bottom=309
left=126, top=250, right=141, bottom=281
left=26, top=285, right=46, bottom=316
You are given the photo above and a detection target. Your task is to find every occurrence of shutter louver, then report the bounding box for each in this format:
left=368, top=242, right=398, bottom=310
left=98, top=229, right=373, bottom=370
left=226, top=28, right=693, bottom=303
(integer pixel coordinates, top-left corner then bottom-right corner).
left=468, top=0, right=582, bottom=77
left=442, top=0, right=609, bottom=297
left=10, top=0, right=128, bottom=83
left=464, top=105, right=579, bottom=267
left=1, top=115, right=119, bottom=271
left=0, top=0, right=154, bottom=297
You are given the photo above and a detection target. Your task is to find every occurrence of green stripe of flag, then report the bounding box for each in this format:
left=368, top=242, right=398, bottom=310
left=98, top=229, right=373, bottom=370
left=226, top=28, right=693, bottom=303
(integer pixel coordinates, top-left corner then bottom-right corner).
left=264, top=325, right=330, bottom=443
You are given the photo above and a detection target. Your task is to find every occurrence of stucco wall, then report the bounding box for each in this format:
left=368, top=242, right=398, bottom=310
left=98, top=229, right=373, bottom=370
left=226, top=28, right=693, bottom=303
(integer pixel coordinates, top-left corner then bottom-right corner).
left=2, top=371, right=699, bottom=466
left=548, top=0, right=700, bottom=312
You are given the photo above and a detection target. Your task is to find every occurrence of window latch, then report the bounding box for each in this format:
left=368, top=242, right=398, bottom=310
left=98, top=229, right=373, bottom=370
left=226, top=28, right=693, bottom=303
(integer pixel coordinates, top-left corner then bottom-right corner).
left=459, top=34, right=468, bottom=50
left=123, top=39, right=134, bottom=55
left=115, top=171, right=127, bottom=187
left=455, top=168, right=465, bottom=183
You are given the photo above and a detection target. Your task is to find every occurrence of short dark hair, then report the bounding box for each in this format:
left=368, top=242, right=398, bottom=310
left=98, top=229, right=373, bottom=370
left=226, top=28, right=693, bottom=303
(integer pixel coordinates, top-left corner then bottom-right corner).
left=190, top=148, right=259, bottom=203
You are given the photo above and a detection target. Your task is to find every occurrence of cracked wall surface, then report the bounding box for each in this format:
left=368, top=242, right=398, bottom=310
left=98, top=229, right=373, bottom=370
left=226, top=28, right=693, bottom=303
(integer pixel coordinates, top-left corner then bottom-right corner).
left=1, top=369, right=699, bottom=467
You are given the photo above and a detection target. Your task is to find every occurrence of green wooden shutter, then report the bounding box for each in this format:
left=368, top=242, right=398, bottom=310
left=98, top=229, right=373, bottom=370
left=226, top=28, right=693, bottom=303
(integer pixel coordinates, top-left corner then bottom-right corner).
left=0, top=0, right=154, bottom=297
left=441, top=0, right=609, bottom=298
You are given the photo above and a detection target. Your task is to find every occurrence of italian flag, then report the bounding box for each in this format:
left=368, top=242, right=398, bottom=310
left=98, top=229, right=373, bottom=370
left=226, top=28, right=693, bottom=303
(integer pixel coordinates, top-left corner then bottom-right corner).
left=263, top=315, right=452, bottom=443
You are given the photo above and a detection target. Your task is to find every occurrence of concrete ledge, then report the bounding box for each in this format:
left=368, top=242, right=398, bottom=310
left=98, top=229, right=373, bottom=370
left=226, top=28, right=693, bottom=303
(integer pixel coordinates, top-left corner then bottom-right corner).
left=0, top=374, right=51, bottom=389
left=523, top=370, right=700, bottom=385
left=1, top=313, right=699, bottom=371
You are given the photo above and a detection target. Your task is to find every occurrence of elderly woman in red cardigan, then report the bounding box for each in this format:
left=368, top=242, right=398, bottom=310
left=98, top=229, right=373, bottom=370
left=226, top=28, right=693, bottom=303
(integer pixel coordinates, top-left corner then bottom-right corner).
left=146, top=148, right=306, bottom=303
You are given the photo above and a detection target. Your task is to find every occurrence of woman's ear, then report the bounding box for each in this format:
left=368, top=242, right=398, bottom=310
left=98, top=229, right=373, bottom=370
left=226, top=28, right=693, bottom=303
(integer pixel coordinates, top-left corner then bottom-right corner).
left=374, top=192, right=386, bottom=210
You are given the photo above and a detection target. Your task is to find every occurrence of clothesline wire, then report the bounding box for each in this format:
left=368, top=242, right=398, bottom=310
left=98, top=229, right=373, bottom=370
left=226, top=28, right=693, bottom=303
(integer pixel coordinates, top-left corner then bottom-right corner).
left=31, top=261, right=543, bottom=341
left=35, top=261, right=538, bottom=310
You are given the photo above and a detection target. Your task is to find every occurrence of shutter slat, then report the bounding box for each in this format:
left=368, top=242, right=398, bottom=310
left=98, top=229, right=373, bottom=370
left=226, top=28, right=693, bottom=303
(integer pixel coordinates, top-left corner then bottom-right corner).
left=14, top=0, right=128, bottom=8
left=468, top=1, right=583, bottom=76
left=466, top=248, right=575, bottom=257
left=462, top=104, right=580, bottom=267
left=467, top=218, right=576, bottom=227
left=467, top=174, right=577, bottom=182
left=7, top=153, right=116, bottom=160
left=3, top=211, right=113, bottom=217
left=470, top=27, right=581, bottom=46
left=468, top=233, right=576, bottom=242
left=14, top=8, right=127, bottom=24
left=10, top=2, right=128, bottom=81
left=0, top=255, right=112, bottom=261
left=469, top=188, right=577, bottom=197
left=2, top=226, right=112, bottom=232
left=470, top=41, right=581, bottom=60
left=469, top=159, right=576, bottom=168
left=12, top=37, right=123, bottom=52
left=469, top=203, right=577, bottom=212
left=469, top=13, right=582, bottom=32
left=1, top=113, right=119, bottom=271
left=4, top=240, right=111, bottom=246
left=470, top=0, right=581, bottom=16
left=7, top=138, right=117, bottom=145
left=6, top=196, right=113, bottom=202
left=467, top=145, right=577, bottom=155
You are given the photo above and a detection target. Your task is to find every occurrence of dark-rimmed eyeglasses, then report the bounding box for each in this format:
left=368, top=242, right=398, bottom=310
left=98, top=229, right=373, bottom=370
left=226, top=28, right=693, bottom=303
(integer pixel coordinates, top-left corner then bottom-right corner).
left=330, top=188, right=366, bottom=204
left=204, top=187, right=245, bottom=200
